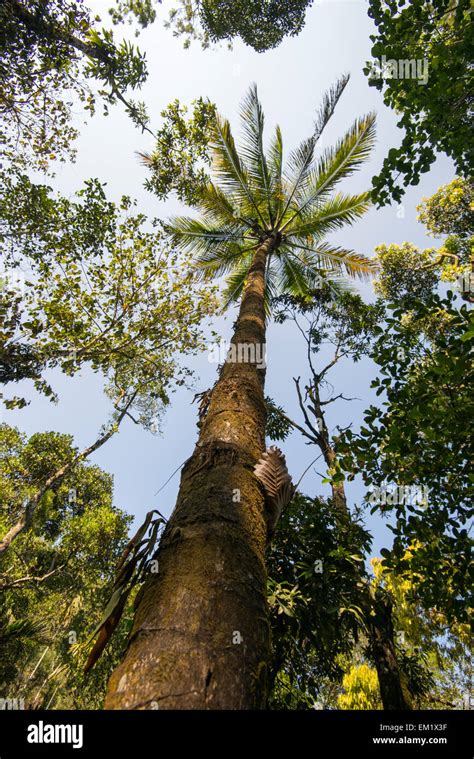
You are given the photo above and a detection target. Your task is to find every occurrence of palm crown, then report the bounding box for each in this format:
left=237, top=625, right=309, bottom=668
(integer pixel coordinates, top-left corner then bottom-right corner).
left=168, top=76, right=376, bottom=311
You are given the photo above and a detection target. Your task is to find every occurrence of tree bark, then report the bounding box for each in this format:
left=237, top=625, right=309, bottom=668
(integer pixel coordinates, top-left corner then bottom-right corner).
left=105, top=236, right=277, bottom=710
left=367, top=591, right=412, bottom=710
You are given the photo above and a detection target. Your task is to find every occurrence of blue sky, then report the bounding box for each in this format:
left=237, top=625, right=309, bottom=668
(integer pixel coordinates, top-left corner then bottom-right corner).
left=3, top=0, right=455, bottom=560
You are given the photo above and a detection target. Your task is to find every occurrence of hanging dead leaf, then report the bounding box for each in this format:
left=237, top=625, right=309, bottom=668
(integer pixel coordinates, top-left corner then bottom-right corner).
left=254, top=446, right=295, bottom=537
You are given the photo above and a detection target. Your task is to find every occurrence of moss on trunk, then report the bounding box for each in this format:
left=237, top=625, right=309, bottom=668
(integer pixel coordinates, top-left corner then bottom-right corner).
left=105, top=238, right=276, bottom=709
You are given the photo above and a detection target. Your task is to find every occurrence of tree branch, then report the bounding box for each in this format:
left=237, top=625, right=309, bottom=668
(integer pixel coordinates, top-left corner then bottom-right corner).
left=0, top=563, right=66, bottom=590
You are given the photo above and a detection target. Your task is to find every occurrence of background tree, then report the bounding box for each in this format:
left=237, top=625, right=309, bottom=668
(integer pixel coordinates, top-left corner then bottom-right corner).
left=268, top=289, right=412, bottom=709
left=416, top=177, right=473, bottom=294
left=369, top=559, right=471, bottom=710
left=343, top=285, right=472, bottom=625
left=265, top=496, right=461, bottom=710
left=139, top=98, right=217, bottom=206
left=0, top=176, right=217, bottom=410
left=366, top=0, right=473, bottom=204
left=165, top=0, right=315, bottom=52
left=105, top=79, right=376, bottom=709
left=0, top=0, right=152, bottom=173
left=338, top=181, right=473, bottom=625
left=0, top=176, right=217, bottom=551
left=266, top=492, right=372, bottom=709
left=0, top=424, right=132, bottom=709
left=264, top=204, right=472, bottom=707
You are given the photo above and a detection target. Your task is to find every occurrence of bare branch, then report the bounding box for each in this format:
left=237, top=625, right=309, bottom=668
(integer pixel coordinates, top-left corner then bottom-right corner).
left=0, top=563, right=66, bottom=590
left=293, top=377, right=321, bottom=442
left=320, top=393, right=360, bottom=406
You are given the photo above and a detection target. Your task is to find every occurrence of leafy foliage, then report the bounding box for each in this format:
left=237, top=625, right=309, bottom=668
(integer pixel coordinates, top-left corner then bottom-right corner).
left=0, top=175, right=218, bottom=420
left=372, top=242, right=439, bottom=303
left=267, top=493, right=372, bottom=709
left=166, top=0, right=315, bottom=52
left=366, top=0, right=473, bottom=204
left=265, top=396, right=292, bottom=442
left=337, top=663, right=382, bottom=710
left=417, top=177, right=474, bottom=281
left=342, top=291, right=473, bottom=624
left=139, top=98, right=216, bottom=205
left=371, top=559, right=471, bottom=709
left=0, top=425, right=132, bottom=708
left=0, top=0, right=149, bottom=173
left=266, top=218, right=472, bottom=705
left=337, top=184, right=474, bottom=626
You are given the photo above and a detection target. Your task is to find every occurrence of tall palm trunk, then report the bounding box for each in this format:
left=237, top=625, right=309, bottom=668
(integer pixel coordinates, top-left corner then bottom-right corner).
left=105, top=236, right=278, bottom=709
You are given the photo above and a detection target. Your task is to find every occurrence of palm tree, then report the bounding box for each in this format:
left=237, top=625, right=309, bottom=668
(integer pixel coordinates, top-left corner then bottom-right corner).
left=105, top=77, right=376, bottom=710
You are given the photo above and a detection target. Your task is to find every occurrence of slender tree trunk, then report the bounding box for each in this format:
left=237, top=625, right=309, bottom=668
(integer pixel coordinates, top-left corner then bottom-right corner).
left=324, top=450, right=411, bottom=709
left=105, top=236, right=278, bottom=710
left=295, top=385, right=411, bottom=709
left=367, top=592, right=412, bottom=710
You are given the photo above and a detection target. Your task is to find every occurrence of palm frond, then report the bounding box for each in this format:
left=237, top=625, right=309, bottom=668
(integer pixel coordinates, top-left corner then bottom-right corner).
left=268, top=124, right=284, bottom=221
left=211, top=114, right=266, bottom=226
left=281, top=113, right=376, bottom=230
left=279, top=136, right=316, bottom=226
left=313, top=73, right=350, bottom=140
left=0, top=618, right=49, bottom=643
left=239, top=85, right=273, bottom=225
left=268, top=125, right=283, bottom=179
left=277, top=253, right=316, bottom=297
left=221, top=255, right=254, bottom=309
left=198, top=182, right=254, bottom=229
left=194, top=241, right=260, bottom=280
left=264, top=259, right=279, bottom=316
left=167, top=216, right=247, bottom=257
left=286, top=241, right=375, bottom=280
left=285, top=192, right=371, bottom=238
left=166, top=87, right=376, bottom=313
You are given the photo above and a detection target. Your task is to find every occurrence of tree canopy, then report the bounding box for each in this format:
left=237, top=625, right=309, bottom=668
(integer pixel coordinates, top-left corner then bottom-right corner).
left=167, top=80, right=377, bottom=310
left=0, top=424, right=132, bottom=708
left=338, top=182, right=473, bottom=625
left=165, top=0, right=315, bottom=51
left=0, top=0, right=151, bottom=173
left=0, top=175, right=217, bottom=416
left=367, top=0, right=473, bottom=204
